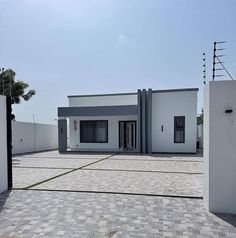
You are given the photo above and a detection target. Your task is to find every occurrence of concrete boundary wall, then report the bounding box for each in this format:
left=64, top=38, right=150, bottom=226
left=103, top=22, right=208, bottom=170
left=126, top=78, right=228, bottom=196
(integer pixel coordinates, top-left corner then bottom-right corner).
left=204, top=80, right=236, bottom=214
left=0, top=96, right=8, bottom=193
left=12, top=121, right=58, bottom=155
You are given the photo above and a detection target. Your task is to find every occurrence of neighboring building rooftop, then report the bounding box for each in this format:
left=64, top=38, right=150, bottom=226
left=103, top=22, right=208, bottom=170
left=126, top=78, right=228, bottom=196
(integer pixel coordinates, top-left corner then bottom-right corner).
left=68, top=88, right=199, bottom=98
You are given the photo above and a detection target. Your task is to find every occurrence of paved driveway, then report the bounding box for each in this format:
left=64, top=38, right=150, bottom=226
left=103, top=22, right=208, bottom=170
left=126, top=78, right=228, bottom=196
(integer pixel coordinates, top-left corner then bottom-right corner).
left=0, top=151, right=234, bottom=237
left=12, top=151, right=203, bottom=197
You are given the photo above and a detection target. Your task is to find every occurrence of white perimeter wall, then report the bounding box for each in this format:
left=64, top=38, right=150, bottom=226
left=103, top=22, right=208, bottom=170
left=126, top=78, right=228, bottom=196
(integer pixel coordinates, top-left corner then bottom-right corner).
left=204, top=80, right=236, bottom=214
left=69, top=115, right=137, bottom=151
left=152, top=91, right=197, bottom=153
left=12, top=121, right=58, bottom=154
left=69, top=94, right=137, bottom=107
left=0, top=96, right=8, bottom=193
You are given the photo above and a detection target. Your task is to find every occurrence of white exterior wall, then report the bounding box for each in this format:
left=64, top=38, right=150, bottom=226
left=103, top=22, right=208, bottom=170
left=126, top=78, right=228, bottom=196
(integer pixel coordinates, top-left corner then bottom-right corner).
left=0, top=96, right=8, bottom=193
left=197, top=123, right=203, bottom=149
left=12, top=121, right=58, bottom=154
left=204, top=80, right=236, bottom=214
left=69, top=115, right=137, bottom=151
left=69, top=94, right=137, bottom=107
left=151, top=91, right=197, bottom=153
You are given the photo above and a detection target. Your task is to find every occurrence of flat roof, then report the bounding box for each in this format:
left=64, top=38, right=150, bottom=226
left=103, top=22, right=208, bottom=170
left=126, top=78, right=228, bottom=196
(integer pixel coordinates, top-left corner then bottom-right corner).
left=68, top=92, right=137, bottom=98
left=152, top=88, right=199, bottom=93
left=68, top=88, right=199, bottom=98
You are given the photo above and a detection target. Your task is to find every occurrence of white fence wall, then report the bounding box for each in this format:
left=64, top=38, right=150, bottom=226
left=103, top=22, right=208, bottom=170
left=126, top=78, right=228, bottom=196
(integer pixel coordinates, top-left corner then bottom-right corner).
left=0, top=96, right=8, bottom=193
left=204, top=80, right=236, bottom=214
left=12, top=121, right=58, bottom=155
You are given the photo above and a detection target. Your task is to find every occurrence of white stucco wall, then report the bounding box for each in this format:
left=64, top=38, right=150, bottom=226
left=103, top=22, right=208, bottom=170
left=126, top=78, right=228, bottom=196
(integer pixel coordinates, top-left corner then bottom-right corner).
left=197, top=123, right=203, bottom=149
left=204, top=80, right=236, bottom=214
left=0, top=96, right=8, bottom=193
left=151, top=91, right=197, bottom=153
left=69, top=94, right=137, bottom=107
left=12, top=121, right=58, bottom=154
left=69, top=115, right=137, bottom=151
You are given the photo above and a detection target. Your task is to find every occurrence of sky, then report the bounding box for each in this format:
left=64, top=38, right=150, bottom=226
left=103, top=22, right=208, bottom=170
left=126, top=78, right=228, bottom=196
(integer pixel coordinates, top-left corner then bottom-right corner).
left=1, top=0, right=236, bottom=124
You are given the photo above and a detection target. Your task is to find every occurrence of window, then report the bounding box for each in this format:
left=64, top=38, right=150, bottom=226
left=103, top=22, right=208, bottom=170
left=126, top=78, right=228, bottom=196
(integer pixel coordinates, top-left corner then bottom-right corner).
left=80, top=120, right=108, bottom=143
left=174, top=116, right=185, bottom=143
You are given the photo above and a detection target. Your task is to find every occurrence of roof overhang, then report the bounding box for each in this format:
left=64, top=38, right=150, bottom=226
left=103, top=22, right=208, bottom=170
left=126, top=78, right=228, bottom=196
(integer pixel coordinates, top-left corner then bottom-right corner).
left=58, top=105, right=138, bottom=117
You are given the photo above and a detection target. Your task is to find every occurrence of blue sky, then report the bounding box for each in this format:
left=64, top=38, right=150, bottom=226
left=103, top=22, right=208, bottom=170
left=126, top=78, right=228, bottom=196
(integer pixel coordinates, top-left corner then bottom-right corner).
left=1, top=0, right=236, bottom=124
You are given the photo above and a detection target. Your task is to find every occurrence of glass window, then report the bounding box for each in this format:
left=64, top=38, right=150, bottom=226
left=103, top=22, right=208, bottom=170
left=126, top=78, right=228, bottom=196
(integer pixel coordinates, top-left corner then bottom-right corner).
left=174, top=116, right=185, bottom=143
left=80, top=120, right=108, bottom=143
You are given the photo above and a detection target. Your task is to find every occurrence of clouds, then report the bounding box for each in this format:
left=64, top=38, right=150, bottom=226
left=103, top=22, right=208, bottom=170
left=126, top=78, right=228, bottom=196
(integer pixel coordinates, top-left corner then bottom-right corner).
left=117, top=34, right=127, bottom=44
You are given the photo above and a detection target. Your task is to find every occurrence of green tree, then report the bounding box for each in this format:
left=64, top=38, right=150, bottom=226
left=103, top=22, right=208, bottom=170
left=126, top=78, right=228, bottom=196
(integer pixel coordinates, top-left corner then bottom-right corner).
left=0, top=69, right=36, bottom=104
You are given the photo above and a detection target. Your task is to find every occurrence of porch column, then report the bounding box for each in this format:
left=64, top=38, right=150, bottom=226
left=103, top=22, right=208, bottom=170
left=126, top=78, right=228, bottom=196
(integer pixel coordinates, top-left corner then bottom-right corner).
left=58, top=118, right=67, bottom=153
left=142, top=89, right=147, bottom=153
left=137, top=89, right=142, bottom=153
left=147, top=88, right=152, bottom=153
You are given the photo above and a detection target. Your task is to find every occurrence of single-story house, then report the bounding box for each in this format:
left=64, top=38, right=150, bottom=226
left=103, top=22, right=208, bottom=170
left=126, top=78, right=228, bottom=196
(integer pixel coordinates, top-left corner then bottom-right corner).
left=58, top=88, right=198, bottom=153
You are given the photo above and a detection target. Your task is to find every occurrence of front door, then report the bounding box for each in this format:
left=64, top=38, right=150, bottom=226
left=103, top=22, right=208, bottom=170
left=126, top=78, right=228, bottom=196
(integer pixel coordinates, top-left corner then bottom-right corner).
left=119, top=121, right=136, bottom=150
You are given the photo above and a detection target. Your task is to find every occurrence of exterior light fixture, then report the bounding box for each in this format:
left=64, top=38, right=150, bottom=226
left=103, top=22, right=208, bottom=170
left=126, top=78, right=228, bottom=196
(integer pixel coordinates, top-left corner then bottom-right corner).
left=225, top=109, right=233, bottom=114
left=74, top=120, right=77, bottom=130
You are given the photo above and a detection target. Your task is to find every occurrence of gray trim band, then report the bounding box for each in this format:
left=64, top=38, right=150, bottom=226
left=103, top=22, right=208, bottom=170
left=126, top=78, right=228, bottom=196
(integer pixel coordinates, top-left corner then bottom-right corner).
left=152, top=88, right=199, bottom=93
left=68, top=92, right=137, bottom=98
left=58, top=105, right=138, bottom=117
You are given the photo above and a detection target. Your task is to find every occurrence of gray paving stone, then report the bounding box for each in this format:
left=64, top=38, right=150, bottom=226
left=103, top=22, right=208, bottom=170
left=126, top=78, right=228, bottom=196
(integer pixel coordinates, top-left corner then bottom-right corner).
left=13, top=157, right=98, bottom=169
left=0, top=190, right=235, bottom=238
left=110, top=154, right=203, bottom=162
left=13, top=167, right=70, bottom=188
left=88, top=159, right=203, bottom=173
left=33, top=169, right=203, bottom=197
left=17, top=150, right=112, bottom=159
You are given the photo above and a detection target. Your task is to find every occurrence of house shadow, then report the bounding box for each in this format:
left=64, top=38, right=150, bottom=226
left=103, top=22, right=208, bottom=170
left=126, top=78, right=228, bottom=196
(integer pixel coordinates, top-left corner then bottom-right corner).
left=214, top=213, right=236, bottom=228
left=0, top=190, right=11, bottom=213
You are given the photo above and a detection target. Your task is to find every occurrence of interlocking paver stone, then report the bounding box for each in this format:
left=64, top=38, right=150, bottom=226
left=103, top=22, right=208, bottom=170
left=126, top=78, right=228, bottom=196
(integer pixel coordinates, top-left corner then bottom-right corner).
left=0, top=190, right=235, bottom=238
left=33, top=169, right=203, bottom=197
left=13, top=167, right=70, bottom=188
left=87, top=159, right=203, bottom=173
left=110, top=154, right=203, bottom=162
left=7, top=151, right=233, bottom=237
left=13, top=157, right=98, bottom=169
left=18, top=150, right=112, bottom=159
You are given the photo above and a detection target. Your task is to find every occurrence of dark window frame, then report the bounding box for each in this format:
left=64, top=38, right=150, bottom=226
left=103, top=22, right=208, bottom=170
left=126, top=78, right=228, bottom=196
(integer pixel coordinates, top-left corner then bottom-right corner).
left=80, top=120, right=108, bottom=143
left=174, top=116, right=185, bottom=143
left=118, top=121, right=137, bottom=149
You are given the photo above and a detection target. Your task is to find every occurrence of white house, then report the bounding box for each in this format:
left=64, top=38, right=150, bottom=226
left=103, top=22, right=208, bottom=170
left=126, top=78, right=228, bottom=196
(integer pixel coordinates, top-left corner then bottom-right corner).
left=58, top=88, right=198, bottom=153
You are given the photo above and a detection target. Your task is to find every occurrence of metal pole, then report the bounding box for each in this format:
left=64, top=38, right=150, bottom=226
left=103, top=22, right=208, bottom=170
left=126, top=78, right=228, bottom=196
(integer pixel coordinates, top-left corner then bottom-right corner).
left=6, top=97, right=12, bottom=188
left=212, top=42, right=217, bottom=81
left=203, top=53, right=206, bottom=85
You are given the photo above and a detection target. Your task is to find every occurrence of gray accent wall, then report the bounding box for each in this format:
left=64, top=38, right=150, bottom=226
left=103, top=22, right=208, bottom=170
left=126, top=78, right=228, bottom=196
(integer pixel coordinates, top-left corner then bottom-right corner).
left=141, top=89, right=147, bottom=153
left=58, top=105, right=138, bottom=117
left=58, top=119, right=67, bottom=153
left=147, top=89, right=152, bottom=153
left=137, top=89, right=142, bottom=153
